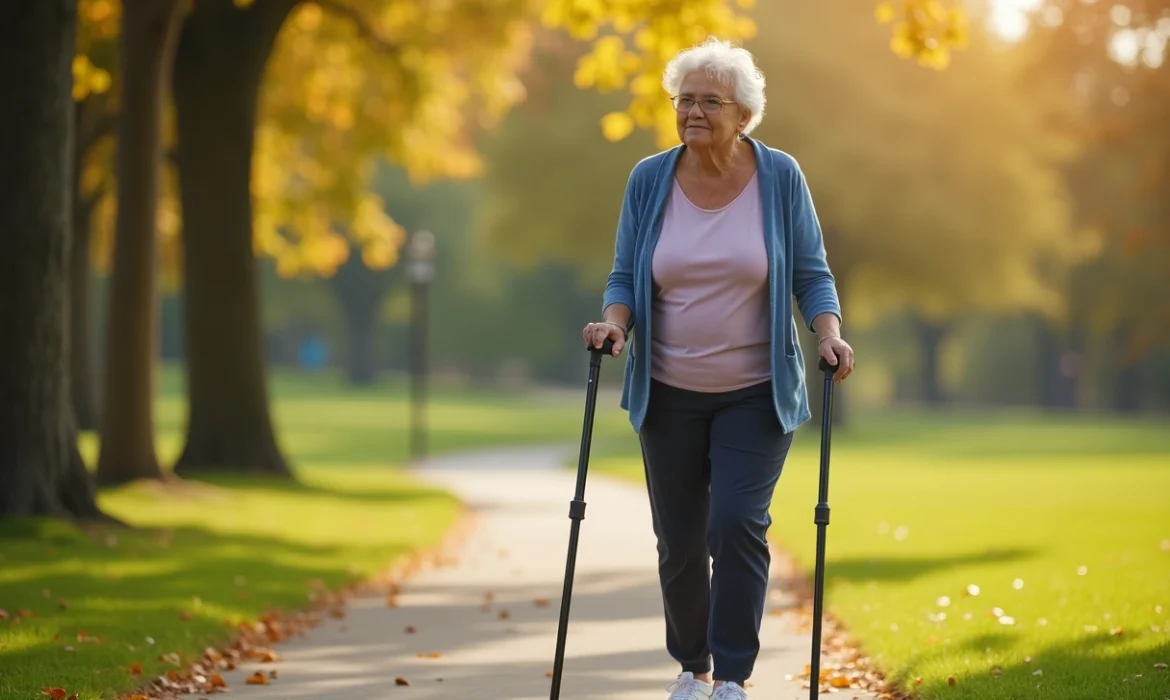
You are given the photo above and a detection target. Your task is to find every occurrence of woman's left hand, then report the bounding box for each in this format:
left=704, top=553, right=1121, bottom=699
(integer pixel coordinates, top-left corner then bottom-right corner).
left=818, top=336, right=855, bottom=383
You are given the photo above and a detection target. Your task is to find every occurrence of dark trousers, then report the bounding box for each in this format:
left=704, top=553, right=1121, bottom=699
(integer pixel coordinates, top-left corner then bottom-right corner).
left=638, top=378, right=794, bottom=685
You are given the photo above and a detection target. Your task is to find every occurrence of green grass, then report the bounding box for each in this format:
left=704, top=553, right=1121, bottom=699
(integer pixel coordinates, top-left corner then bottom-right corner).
left=0, top=365, right=631, bottom=700
left=593, top=407, right=1170, bottom=700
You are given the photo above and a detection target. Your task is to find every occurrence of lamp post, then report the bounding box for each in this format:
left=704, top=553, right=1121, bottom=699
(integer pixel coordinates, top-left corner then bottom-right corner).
left=407, top=229, right=436, bottom=463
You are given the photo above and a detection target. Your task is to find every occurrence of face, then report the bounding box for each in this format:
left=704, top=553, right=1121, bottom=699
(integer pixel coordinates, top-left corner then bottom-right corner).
left=673, top=70, right=751, bottom=148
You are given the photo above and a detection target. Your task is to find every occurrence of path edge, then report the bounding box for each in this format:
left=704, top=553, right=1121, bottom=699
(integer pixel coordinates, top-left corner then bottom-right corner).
left=114, top=488, right=479, bottom=699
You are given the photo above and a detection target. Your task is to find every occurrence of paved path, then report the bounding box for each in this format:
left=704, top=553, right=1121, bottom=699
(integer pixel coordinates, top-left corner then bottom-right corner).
left=206, top=446, right=877, bottom=699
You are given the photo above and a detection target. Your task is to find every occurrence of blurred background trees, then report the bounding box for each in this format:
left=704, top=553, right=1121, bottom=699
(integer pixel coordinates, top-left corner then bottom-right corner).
left=2, top=0, right=1167, bottom=520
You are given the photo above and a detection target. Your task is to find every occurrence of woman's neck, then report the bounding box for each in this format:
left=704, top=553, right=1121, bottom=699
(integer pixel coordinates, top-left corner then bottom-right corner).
left=684, top=138, right=744, bottom=177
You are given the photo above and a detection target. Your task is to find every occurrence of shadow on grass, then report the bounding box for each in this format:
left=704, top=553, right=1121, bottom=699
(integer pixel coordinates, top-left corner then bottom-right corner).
left=158, top=470, right=452, bottom=504
left=0, top=477, right=456, bottom=698
left=824, top=548, right=1038, bottom=586
left=888, top=627, right=1169, bottom=699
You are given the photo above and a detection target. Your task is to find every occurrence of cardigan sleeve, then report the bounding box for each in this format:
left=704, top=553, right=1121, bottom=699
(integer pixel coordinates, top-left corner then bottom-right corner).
left=787, top=157, right=842, bottom=331
left=601, top=165, right=641, bottom=329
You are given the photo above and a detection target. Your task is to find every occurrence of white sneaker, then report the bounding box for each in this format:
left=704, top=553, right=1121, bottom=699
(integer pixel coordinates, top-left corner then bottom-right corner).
left=712, top=682, right=748, bottom=700
left=665, top=671, right=713, bottom=699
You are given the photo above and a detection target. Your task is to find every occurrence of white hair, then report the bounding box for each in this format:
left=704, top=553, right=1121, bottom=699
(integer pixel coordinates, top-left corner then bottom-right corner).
left=661, top=37, right=767, bottom=135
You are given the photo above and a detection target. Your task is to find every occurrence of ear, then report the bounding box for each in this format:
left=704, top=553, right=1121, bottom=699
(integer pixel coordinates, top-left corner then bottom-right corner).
left=738, top=107, right=752, bottom=134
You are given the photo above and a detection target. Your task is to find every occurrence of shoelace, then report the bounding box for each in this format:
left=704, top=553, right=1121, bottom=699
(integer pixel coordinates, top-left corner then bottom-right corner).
left=666, top=675, right=710, bottom=699
left=713, top=682, right=748, bottom=700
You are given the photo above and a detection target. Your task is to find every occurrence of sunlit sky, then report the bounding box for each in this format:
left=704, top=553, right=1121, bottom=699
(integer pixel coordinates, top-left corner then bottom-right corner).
left=986, top=0, right=1167, bottom=68
left=988, top=0, right=1044, bottom=41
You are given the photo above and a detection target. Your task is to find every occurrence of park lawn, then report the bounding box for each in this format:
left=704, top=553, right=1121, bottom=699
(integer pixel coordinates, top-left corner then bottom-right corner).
left=0, top=366, right=631, bottom=700
left=592, top=408, right=1170, bottom=700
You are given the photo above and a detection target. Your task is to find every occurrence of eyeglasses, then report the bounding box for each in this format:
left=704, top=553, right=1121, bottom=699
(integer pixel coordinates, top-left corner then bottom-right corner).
left=671, top=95, right=736, bottom=113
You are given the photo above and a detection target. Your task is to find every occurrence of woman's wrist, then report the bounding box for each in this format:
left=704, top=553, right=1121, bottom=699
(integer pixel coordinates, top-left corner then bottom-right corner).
left=601, top=320, right=628, bottom=337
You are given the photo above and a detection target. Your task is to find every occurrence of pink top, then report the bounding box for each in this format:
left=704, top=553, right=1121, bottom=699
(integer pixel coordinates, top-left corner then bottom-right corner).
left=650, top=172, right=771, bottom=393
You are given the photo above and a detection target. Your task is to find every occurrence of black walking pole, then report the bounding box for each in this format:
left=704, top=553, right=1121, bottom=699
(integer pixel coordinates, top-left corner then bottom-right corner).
left=808, top=355, right=838, bottom=699
left=548, top=337, right=615, bottom=700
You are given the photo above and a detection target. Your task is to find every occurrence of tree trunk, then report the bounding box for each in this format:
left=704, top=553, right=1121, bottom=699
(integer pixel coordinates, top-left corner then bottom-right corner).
left=330, top=247, right=394, bottom=386
left=0, top=0, right=104, bottom=521
left=344, top=302, right=380, bottom=385
left=1033, top=314, right=1079, bottom=409
left=70, top=101, right=99, bottom=431
left=171, top=0, right=297, bottom=478
left=1110, top=326, right=1145, bottom=413
left=95, top=0, right=186, bottom=487
left=912, top=314, right=948, bottom=405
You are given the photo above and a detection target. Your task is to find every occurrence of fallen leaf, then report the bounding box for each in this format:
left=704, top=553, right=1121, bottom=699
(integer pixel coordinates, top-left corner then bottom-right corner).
left=829, top=675, right=851, bottom=688
left=417, top=651, right=443, bottom=658
left=1153, top=663, right=1167, bottom=671
left=0, top=609, right=8, bottom=620
left=404, top=625, right=417, bottom=633
left=67, top=695, right=78, bottom=700
left=395, top=677, right=410, bottom=686
left=246, top=671, right=270, bottom=685
left=129, top=661, right=143, bottom=676
left=244, top=647, right=280, bottom=662
left=209, top=673, right=227, bottom=687
left=270, top=669, right=279, bottom=679
left=40, top=688, right=67, bottom=699
left=533, top=598, right=549, bottom=607
left=947, top=676, right=957, bottom=686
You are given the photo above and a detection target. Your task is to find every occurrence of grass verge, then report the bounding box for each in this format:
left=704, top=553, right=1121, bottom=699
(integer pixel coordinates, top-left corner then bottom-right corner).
left=592, top=406, right=1170, bottom=700
left=0, top=366, right=631, bottom=700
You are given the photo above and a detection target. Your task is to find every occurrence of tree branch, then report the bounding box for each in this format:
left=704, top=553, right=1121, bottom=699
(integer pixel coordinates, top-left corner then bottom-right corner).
left=315, top=0, right=401, bottom=54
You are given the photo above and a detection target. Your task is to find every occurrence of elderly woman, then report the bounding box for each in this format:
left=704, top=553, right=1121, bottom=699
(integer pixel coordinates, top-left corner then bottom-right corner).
left=582, top=38, right=855, bottom=699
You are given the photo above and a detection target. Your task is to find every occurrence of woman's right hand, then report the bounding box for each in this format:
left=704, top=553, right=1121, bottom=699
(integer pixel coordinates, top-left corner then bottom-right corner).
left=582, top=321, right=626, bottom=357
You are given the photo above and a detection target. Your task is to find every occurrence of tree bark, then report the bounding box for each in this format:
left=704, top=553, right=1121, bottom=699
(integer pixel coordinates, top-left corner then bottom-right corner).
left=171, top=0, right=297, bottom=477
left=70, top=101, right=100, bottom=431
left=0, top=0, right=104, bottom=521
left=95, top=0, right=185, bottom=487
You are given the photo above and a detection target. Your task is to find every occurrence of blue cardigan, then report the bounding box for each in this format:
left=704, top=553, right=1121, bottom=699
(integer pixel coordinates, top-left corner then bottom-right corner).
left=601, top=136, right=842, bottom=434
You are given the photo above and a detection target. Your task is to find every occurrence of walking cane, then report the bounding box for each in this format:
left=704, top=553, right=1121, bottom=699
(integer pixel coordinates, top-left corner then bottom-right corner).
left=548, top=337, right=615, bottom=700
left=808, top=355, right=839, bottom=699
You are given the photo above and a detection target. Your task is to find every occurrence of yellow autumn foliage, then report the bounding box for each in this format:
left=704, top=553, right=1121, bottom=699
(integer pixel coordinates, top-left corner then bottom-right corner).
left=72, top=0, right=969, bottom=280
